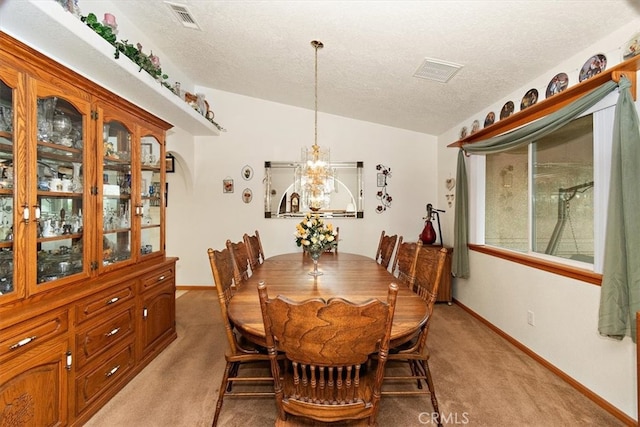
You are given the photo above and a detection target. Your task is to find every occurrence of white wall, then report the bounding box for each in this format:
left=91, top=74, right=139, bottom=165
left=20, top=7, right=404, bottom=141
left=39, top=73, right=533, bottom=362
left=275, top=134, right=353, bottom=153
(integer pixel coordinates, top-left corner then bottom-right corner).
left=166, top=89, right=438, bottom=285
left=436, top=18, right=640, bottom=421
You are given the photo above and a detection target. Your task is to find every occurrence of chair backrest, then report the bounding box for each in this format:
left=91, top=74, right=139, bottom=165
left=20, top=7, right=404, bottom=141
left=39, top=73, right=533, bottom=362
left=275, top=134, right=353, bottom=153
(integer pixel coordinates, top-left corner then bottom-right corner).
left=258, top=281, right=399, bottom=424
left=411, top=246, right=448, bottom=352
left=376, top=230, right=398, bottom=269
left=226, top=239, right=251, bottom=285
left=392, top=238, right=422, bottom=289
left=243, top=230, right=265, bottom=270
left=207, top=247, right=242, bottom=354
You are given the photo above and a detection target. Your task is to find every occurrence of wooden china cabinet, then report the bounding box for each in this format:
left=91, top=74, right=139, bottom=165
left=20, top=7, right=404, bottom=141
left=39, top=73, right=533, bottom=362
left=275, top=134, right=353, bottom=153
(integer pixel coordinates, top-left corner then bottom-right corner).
left=0, top=32, right=177, bottom=426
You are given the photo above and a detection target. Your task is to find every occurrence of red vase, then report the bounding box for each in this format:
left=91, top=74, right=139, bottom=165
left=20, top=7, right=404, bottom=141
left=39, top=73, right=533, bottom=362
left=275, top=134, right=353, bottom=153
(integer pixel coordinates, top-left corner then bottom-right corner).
left=420, top=220, right=437, bottom=245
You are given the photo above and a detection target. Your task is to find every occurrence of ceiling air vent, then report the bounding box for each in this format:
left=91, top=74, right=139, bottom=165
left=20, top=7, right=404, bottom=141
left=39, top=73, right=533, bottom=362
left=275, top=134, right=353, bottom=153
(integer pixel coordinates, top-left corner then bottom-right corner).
left=413, top=58, right=463, bottom=83
left=165, top=2, right=201, bottom=30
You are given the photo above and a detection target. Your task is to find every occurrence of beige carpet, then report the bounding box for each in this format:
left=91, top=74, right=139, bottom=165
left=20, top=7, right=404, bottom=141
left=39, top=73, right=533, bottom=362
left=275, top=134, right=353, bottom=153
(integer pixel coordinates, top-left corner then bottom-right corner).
left=84, top=290, right=624, bottom=426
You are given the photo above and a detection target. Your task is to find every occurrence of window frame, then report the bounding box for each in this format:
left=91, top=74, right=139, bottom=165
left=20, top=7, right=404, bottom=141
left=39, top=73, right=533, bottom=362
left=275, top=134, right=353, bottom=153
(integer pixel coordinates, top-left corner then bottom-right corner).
left=466, top=91, right=620, bottom=286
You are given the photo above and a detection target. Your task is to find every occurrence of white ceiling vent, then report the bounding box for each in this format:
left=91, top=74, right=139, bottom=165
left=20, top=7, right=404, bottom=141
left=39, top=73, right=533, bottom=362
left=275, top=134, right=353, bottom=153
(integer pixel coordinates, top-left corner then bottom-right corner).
left=165, top=2, right=201, bottom=30
left=413, top=58, right=463, bottom=83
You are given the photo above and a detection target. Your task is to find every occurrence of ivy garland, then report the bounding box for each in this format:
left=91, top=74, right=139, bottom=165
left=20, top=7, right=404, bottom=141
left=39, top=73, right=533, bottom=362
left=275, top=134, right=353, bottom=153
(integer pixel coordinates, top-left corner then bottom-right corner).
left=80, top=13, right=171, bottom=90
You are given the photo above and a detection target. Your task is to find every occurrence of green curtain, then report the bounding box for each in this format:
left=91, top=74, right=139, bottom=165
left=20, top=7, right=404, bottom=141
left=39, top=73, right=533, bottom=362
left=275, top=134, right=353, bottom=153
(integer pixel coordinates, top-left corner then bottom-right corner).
left=453, top=76, right=640, bottom=341
left=451, top=78, right=619, bottom=278
left=598, top=77, right=640, bottom=342
left=452, top=149, right=469, bottom=277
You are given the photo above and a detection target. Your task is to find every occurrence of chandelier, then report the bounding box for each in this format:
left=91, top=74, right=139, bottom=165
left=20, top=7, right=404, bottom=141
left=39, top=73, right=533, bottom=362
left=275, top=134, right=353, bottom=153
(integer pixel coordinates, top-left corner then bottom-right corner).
left=299, top=40, right=334, bottom=212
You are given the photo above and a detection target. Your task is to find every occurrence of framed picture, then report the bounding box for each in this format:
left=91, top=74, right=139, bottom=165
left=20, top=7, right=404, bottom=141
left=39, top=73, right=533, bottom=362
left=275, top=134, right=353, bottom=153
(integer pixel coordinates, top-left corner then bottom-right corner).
left=377, top=173, right=386, bottom=187
left=241, top=165, right=253, bottom=181
left=242, top=188, right=253, bottom=203
left=223, top=178, right=234, bottom=193
left=165, top=154, right=175, bottom=173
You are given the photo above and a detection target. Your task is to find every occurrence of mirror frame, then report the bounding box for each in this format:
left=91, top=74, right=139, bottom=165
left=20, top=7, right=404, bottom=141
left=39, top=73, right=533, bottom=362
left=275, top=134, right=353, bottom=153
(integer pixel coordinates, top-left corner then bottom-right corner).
left=264, top=161, right=364, bottom=218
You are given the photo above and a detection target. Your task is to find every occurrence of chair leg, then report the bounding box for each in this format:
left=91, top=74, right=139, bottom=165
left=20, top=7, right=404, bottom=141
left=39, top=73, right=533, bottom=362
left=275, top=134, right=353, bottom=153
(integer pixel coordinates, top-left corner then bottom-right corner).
left=226, top=361, right=240, bottom=392
left=212, top=361, right=233, bottom=427
left=420, top=360, right=442, bottom=427
left=408, top=360, right=424, bottom=389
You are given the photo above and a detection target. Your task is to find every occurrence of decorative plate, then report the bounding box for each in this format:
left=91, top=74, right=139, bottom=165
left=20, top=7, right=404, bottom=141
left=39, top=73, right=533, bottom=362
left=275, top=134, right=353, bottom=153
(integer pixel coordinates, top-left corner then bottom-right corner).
left=520, top=89, right=538, bottom=111
left=242, top=188, right=252, bottom=203
left=545, top=73, right=569, bottom=98
left=499, top=101, right=514, bottom=120
left=460, top=126, right=468, bottom=139
left=623, top=32, right=640, bottom=60
left=579, top=54, right=607, bottom=82
left=484, top=111, right=496, bottom=128
left=471, top=120, right=480, bottom=134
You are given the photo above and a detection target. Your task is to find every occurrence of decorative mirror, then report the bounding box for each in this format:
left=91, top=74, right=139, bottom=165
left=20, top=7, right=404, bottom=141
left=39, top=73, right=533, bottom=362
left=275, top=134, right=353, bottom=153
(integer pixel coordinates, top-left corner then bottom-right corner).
left=264, top=161, right=363, bottom=218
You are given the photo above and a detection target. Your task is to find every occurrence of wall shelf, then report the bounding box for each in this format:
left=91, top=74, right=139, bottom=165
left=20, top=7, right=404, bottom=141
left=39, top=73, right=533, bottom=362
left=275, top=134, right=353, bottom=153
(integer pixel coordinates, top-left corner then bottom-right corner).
left=448, top=56, right=639, bottom=148
left=0, top=0, right=219, bottom=136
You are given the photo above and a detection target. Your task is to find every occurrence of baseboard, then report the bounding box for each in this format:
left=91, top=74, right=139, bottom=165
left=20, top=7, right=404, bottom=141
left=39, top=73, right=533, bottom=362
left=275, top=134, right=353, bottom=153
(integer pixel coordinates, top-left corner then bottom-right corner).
left=176, top=285, right=215, bottom=291
left=452, top=298, right=637, bottom=427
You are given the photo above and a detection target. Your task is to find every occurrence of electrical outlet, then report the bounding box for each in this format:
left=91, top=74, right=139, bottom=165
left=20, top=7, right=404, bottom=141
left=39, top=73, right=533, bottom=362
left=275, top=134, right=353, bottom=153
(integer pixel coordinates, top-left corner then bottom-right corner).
left=527, top=310, right=535, bottom=326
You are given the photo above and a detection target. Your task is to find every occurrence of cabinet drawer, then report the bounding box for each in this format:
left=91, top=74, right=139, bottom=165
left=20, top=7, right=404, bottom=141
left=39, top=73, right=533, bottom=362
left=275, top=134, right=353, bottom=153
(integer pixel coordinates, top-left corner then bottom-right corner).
left=140, top=266, right=174, bottom=292
left=76, top=341, right=135, bottom=412
left=75, top=284, right=134, bottom=324
left=75, top=306, right=135, bottom=369
left=0, top=309, right=68, bottom=361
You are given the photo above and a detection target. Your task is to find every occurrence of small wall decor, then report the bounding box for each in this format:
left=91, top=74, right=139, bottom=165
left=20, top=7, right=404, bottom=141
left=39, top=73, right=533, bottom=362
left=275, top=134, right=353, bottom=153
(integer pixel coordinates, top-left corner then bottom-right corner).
left=165, top=154, right=175, bottom=173
left=500, top=101, right=514, bottom=119
left=242, top=188, right=252, bottom=203
left=579, top=54, right=606, bottom=82
left=242, top=165, right=253, bottom=181
left=223, top=177, right=234, bottom=193
left=471, top=119, right=480, bottom=134
left=623, top=32, right=640, bottom=60
left=445, top=177, right=456, bottom=208
left=484, top=111, right=496, bottom=128
left=545, top=72, right=569, bottom=98
left=520, top=88, right=538, bottom=110
left=375, top=164, right=392, bottom=213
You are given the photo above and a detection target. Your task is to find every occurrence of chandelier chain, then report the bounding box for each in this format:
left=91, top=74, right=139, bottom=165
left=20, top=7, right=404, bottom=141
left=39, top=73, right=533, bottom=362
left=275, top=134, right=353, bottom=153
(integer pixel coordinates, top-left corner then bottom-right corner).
left=312, top=40, right=323, bottom=151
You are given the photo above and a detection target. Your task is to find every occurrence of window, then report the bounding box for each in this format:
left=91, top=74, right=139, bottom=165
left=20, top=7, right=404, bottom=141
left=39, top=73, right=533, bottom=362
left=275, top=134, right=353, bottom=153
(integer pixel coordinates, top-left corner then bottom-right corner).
left=476, top=97, right=617, bottom=274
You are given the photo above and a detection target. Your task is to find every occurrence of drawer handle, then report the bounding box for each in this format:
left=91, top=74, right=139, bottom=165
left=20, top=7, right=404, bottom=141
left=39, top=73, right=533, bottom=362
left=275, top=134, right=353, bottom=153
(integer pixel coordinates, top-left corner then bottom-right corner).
left=105, top=327, right=121, bottom=337
left=158, top=275, right=165, bottom=281
left=106, top=297, right=120, bottom=305
left=105, top=365, right=120, bottom=378
left=9, top=335, right=37, bottom=350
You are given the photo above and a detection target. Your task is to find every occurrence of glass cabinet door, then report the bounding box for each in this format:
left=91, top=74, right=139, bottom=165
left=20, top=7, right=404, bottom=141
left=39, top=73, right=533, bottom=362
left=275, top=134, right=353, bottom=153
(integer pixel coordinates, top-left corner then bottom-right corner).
left=140, top=134, right=162, bottom=256
left=0, top=72, right=15, bottom=297
left=101, top=118, right=133, bottom=269
left=36, top=95, right=86, bottom=285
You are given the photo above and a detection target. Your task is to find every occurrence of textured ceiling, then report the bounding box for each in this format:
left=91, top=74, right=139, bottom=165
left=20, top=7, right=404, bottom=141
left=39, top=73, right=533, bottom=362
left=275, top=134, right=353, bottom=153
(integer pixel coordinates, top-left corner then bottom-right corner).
left=107, top=0, right=640, bottom=135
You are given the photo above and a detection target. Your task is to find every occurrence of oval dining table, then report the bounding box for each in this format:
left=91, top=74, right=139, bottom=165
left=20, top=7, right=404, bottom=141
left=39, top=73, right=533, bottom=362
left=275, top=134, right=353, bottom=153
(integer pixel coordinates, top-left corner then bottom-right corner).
left=227, top=252, right=429, bottom=348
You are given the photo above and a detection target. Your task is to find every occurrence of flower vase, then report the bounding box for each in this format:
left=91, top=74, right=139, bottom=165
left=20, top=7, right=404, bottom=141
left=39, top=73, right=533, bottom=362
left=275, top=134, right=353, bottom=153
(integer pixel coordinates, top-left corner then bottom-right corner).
left=72, top=162, right=82, bottom=193
left=420, top=219, right=437, bottom=245
left=307, top=248, right=323, bottom=276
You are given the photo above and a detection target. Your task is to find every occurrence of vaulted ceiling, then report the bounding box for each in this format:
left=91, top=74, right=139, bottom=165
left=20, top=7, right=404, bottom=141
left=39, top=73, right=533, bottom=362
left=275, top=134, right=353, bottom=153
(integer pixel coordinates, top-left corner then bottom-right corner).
left=66, top=1, right=640, bottom=135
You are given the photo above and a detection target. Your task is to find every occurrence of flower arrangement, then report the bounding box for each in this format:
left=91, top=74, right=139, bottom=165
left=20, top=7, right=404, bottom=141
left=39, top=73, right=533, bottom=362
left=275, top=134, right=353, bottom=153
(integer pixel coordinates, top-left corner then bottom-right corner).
left=294, top=213, right=338, bottom=253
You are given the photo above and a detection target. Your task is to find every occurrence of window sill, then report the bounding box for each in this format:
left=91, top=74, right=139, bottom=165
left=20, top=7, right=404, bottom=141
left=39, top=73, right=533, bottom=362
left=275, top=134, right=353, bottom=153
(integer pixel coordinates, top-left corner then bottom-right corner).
left=468, top=244, right=602, bottom=286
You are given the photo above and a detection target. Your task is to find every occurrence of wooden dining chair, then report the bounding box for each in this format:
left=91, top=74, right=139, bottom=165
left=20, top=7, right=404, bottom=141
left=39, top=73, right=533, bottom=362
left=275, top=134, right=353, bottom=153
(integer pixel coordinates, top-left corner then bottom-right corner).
left=379, top=245, right=448, bottom=427
left=226, top=238, right=252, bottom=285
left=391, top=238, right=422, bottom=289
left=258, top=281, right=399, bottom=426
left=243, top=230, right=265, bottom=270
left=376, top=230, right=398, bottom=270
left=207, top=247, right=276, bottom=427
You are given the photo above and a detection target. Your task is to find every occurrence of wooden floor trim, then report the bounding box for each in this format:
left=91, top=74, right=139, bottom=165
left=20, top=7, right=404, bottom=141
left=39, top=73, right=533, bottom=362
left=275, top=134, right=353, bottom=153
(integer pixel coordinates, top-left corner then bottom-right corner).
left=452, top=299, right=636, bottom=426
